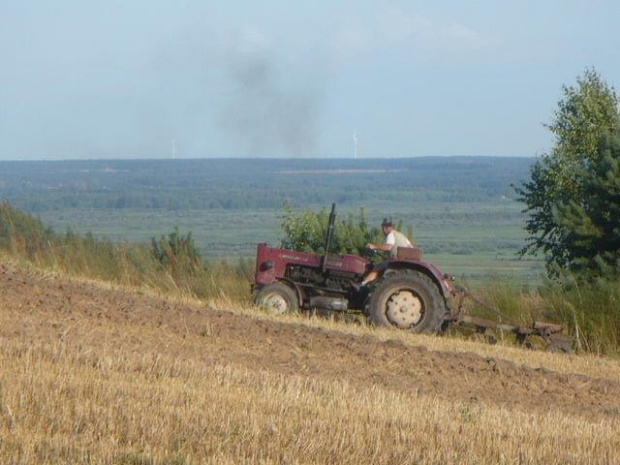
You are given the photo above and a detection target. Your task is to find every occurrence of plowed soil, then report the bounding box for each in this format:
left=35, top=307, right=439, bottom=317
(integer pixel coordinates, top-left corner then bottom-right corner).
left=1, top=263, right=619, bottom=421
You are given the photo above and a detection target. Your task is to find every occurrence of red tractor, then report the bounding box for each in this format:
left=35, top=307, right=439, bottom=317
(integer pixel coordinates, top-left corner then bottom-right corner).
left=253, top=204, right=455, bottom=333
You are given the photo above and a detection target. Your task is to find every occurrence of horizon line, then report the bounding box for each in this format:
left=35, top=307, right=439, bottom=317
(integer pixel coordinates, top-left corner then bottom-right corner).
left=0, top=154, right=538, bottom=162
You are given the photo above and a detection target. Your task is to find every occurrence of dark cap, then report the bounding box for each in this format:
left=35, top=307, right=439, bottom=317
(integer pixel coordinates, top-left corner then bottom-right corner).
left=381, top=218, right=394, bottom=228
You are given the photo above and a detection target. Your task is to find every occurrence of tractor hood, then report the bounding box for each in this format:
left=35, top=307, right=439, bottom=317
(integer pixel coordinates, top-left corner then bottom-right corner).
left=255, top=243, right=371, bottom=285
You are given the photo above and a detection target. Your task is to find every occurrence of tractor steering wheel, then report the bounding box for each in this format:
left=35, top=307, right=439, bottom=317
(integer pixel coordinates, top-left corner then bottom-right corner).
left=361, top=247, right=379, bottom=260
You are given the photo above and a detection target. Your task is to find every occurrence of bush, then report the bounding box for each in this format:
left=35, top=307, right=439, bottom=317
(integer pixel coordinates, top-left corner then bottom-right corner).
left=280, top=205, right=412, bottom=256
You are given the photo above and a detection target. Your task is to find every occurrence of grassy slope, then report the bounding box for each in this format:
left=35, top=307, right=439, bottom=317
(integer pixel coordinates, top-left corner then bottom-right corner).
left=1, top=262, right=619, bottom=464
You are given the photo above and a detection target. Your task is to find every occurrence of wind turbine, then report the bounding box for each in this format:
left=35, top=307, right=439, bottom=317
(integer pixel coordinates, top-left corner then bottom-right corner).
left=353, top=131, right=359, bottom=159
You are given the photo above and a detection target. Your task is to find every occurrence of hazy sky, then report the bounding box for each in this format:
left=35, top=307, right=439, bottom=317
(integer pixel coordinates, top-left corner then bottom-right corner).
left=1, top=1, right=619, bottom=159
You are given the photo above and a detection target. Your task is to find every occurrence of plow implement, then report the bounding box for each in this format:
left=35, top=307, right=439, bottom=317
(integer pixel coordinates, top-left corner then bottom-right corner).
left=446, top=285, right=575, bottom=353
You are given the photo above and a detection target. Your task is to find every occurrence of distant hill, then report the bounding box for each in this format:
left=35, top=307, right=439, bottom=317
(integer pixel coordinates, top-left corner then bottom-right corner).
left=0, top=157, right=533, bottom=211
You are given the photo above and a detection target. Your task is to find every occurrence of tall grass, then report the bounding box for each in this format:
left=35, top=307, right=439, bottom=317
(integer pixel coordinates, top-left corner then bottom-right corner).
left=0, top=202, right=251, bottom=302
left=539, top=277, right=620, bottom=354
left=467, top=278, right=620, bottom=355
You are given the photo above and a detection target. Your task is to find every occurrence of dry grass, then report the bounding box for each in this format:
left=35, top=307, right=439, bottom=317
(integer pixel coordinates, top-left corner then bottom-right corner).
left=1, top=335, right=619, bottom=465
left=1, top=262, right=620, bottom=464
left=7, top=255, right=620, bottom=382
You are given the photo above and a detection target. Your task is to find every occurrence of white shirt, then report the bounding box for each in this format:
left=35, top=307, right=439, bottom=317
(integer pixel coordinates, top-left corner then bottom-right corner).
left=385, top=230, right=413, bottom=248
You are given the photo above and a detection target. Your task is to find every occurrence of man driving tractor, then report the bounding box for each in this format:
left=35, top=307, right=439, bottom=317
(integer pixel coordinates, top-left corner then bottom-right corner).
left=358, top=218, right=415, bottom=288
left=367, top=218, right=414, bottom=257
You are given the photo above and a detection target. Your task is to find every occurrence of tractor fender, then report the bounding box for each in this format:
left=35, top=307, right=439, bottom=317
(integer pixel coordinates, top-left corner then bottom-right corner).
left=275, top=277, right=305, bottom=307
left=380, top=260, right=453, bottom=297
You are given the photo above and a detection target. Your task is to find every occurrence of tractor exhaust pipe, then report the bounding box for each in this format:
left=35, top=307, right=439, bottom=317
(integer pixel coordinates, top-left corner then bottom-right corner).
left=321, top=203, right=337, bottom=272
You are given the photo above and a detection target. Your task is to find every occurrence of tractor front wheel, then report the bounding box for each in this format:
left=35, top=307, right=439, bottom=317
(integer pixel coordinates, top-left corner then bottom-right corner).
left=253, top=282, right=299, bottom=315
left=367, top=271, right=446, bottom=333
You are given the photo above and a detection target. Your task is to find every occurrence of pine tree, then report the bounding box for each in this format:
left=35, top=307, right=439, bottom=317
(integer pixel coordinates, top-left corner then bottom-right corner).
left=517, top=69, right=620, bottom=277
left=554, top=133, right=620, bottom=275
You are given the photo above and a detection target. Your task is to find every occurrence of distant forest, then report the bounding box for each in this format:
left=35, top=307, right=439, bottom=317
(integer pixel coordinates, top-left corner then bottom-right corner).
left=0, top=157, right=533, bottom=211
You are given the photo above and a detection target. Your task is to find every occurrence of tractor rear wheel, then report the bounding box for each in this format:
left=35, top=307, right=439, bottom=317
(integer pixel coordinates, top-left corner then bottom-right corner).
left=253, top=282, right=299, bottom=315
left=367, top=271, right=446, bottom=333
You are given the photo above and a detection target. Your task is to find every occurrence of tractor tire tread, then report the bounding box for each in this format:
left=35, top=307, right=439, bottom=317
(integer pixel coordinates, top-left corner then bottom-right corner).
left=365, top=270, right=447, bottom=333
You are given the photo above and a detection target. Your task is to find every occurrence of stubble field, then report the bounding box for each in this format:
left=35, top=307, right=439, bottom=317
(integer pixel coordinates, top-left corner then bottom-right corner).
left=1, top=262, right=619, bottom=464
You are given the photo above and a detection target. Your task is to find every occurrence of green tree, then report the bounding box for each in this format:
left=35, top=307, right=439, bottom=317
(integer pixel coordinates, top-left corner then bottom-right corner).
left=517, top=69, right=620, bottom=276
left=280, top=205, right=416, bottom=259
left=280, top=205, right=383, bottom=256
left=553, top=133, right=620, bottom=274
